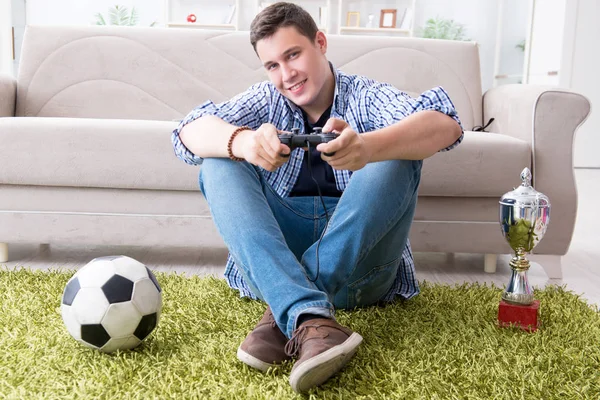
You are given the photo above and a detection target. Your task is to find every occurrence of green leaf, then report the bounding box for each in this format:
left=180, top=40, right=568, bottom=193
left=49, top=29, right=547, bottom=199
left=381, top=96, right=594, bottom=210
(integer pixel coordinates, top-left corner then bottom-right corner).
left=128, top=6, right=139, bottom=26
left=94, top=12, right=106, bottom=26
left=419, top=16, right=469, bottom=41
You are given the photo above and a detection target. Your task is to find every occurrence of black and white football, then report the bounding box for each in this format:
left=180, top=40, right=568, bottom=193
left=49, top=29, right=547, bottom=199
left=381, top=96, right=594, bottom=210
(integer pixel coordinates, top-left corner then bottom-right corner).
left=60, top=255, right=162, bottom=353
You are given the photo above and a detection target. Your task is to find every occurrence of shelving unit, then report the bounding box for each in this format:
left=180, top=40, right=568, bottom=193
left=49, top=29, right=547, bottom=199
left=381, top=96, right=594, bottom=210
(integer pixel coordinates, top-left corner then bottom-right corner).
left=337, top=0, right=416, bottom=36
left=164, top=0, right=417, bottom=37
left=164, top=0, right=241, bottom=30
left=166, top=22, right=237, bottom=30
left=256, top=1, right=333, bottom=33
left=339, top=27, right=410, bottom=34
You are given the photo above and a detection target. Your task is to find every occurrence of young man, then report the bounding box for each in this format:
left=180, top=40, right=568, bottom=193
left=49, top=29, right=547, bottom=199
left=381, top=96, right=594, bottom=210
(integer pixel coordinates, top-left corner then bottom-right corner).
left=171, top=2, right=463, bottom=393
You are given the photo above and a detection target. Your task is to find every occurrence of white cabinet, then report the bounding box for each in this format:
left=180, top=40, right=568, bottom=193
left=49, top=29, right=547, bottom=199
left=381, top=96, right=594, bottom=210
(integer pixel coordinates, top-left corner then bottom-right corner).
left=524, top=0, right=567, bottom=85
left=492, top=0, right=569, bottom=88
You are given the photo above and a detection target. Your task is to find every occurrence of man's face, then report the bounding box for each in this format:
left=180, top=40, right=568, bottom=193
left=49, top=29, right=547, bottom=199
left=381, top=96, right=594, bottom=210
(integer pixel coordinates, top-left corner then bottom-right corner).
left=256, top=26, right=330, bottom=111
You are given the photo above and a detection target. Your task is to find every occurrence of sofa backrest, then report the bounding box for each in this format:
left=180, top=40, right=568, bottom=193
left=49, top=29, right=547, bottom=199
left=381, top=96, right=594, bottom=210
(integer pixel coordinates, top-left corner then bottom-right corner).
left=16, top=25, right=482, bottom=130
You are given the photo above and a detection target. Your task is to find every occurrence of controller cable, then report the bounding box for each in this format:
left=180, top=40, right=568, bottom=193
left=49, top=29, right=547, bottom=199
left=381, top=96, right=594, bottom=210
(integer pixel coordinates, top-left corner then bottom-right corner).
left=305, top=140, right=329, bottom=283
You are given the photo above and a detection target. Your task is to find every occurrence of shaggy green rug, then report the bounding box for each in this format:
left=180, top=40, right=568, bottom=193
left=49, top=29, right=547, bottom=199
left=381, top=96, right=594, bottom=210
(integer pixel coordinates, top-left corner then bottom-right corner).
left=1, top=268, right=599, bottom=399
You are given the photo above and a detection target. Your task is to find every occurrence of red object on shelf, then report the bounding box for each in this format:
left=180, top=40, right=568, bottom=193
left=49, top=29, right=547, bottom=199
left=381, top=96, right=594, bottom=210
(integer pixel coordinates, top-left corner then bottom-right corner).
left=187, top=14, right=197, bottom=23
left=498, top=299, right=540, bottom=332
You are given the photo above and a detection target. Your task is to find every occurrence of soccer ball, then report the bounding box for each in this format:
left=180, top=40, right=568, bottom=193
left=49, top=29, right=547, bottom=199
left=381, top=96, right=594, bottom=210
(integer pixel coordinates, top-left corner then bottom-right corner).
left=60, top=255, right=162, bottom=353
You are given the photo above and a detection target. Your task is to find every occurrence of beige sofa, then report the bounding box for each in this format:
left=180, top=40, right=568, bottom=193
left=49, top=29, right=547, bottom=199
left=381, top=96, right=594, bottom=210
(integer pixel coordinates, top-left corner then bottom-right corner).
left=0, top=25, right=591, bottom=279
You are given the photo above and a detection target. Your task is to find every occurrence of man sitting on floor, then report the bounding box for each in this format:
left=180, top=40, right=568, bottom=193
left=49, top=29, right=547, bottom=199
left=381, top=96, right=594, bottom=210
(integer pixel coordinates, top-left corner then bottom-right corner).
left=171, top=2, right=463, bottom=393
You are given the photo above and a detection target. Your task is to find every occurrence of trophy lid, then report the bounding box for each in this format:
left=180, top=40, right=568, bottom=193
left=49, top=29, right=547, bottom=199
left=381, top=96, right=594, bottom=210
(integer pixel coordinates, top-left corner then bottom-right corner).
left=499, top=168, right=550, bottom=208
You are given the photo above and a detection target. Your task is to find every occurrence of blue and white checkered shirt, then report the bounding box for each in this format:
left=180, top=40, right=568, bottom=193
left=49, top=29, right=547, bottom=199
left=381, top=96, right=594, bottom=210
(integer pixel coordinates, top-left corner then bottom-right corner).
left=172, top=65, right=463, bottom=302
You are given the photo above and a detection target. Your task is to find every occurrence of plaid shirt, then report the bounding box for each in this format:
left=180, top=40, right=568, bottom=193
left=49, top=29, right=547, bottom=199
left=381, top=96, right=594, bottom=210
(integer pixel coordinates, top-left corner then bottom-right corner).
left=172, top=65, right=463, bottom=302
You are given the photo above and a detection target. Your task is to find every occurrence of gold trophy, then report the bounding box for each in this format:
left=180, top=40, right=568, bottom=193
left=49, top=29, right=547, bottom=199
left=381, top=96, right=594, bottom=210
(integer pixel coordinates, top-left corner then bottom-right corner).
left=498, top=168, right=550, bottom=330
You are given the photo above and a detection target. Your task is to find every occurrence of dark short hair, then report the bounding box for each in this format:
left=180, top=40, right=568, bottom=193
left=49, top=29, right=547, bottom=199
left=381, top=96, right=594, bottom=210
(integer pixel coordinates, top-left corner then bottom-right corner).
left=250, top=2, right=319, bottom=52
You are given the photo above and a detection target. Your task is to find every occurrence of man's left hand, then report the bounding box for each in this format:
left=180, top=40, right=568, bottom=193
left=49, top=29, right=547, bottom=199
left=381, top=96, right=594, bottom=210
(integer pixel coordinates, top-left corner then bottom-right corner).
left=317, top=118, right=372, bottom=171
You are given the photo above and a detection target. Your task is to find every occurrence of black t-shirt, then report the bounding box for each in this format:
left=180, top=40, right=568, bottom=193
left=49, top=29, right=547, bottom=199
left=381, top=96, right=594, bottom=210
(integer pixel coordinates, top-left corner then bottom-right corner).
left=289, top=105, right=342, bottom=197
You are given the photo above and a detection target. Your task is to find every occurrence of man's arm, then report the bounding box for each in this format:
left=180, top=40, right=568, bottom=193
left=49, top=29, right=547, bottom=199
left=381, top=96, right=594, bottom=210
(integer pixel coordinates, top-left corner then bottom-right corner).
left=317, top=85, right=463, bottom=171
left=179, top=115, right=250, bottom=159
left=362, top=110, right=463, bottom=161
left=171, top=82, right=271, bottom=165
left=318, top=111, right=460, bottom=171
left=180, top=116, right=289, bottom=171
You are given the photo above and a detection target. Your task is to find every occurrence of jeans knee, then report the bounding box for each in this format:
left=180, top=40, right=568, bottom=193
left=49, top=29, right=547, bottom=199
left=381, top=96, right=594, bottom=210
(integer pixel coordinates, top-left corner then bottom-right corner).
left=199, top=159, right=257, bottom=194
left=370, top=159, right=421, bottom=177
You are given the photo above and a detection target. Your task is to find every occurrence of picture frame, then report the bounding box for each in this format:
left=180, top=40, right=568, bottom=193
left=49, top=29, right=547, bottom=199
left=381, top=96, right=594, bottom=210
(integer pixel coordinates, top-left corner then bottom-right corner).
left=346, top=11, right=360, bottom=27
left=379, top=9, right=397, bottom=28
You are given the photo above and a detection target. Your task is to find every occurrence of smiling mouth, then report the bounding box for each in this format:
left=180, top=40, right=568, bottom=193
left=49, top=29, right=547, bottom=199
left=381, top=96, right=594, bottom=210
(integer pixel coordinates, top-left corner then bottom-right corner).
left=287, top=79, right=307, bottom=91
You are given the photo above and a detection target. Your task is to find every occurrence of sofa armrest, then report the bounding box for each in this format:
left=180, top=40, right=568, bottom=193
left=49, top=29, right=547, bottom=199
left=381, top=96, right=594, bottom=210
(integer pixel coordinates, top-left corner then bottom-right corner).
left=0, top=73, right=17, bottom=117
left=483, top=84, right=591, bottom=255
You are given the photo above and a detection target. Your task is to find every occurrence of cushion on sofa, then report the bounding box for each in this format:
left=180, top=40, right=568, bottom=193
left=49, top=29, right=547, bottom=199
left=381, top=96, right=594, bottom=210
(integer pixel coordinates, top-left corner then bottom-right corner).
left=420, top=131, right=531, bottom=197
left=0, top=118, right=529, bottom=197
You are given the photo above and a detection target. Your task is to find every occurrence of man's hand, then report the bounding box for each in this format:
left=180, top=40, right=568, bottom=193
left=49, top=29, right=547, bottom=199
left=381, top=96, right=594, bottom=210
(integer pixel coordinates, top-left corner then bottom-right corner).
left=317, top=118, right=372, bottom=171
left=233, top=123, right=291, bottom=172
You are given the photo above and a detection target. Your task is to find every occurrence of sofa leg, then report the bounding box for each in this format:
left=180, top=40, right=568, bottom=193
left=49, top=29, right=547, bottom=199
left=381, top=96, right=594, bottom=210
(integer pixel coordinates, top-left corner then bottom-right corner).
left=529, top=254, right=563, bottom=280
left=484, top=254, right=497, bottom=273
left=0, top=243, right=8, bottom=263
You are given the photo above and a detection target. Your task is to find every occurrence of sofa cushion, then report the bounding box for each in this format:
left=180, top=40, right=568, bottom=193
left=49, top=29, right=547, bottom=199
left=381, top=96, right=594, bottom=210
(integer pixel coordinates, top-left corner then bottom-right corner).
left=0, top=117, right=199, bottom=191
left=0, top=118, right=529, bottom=197
left=420, top=131, right=531, bottom=197
left=16, top=26, right=482, bottom=130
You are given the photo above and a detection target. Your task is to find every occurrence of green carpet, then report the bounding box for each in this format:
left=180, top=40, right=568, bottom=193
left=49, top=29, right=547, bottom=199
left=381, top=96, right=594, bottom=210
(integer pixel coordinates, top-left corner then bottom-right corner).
left=1, top=268, right=599, bottom=399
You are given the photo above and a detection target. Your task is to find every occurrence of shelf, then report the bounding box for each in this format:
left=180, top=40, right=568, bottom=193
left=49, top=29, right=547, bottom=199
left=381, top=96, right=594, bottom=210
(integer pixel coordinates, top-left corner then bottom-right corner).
left=339, top=27, right=410, bottom=34
left=167, top=23, right=236, bottom=30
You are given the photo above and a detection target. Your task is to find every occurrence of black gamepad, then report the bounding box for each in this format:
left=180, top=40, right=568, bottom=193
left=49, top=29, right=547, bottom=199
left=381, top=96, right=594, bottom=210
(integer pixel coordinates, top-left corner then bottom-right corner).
left=278, top=127, right=337, bottom=157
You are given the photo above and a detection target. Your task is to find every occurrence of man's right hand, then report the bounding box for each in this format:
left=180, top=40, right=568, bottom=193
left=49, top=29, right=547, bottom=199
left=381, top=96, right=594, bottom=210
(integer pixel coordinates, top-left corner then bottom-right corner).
left=232, top=123, right=291, bottom=172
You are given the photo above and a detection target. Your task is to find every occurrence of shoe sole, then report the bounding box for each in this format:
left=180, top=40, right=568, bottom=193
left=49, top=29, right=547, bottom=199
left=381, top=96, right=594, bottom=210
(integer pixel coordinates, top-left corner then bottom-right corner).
left=289, top=332, right=363, bottom=393
left=236, top=346, right=276, bottom=373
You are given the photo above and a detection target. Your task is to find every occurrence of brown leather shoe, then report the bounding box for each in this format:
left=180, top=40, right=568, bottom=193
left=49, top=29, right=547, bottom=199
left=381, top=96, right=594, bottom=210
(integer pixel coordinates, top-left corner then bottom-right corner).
left=285, top=318, right=363, bottom=393
left=237, top=307, right=291, bottom=372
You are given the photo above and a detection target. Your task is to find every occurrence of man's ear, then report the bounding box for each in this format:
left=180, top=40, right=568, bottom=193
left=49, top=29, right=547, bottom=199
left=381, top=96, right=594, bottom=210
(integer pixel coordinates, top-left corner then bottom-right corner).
left=314, top=31, right=327, bottom=53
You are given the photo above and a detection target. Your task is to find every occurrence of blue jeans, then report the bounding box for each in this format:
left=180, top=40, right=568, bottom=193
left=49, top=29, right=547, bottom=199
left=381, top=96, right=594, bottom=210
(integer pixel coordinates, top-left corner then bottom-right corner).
left=199, top=158, right=421, bottom=338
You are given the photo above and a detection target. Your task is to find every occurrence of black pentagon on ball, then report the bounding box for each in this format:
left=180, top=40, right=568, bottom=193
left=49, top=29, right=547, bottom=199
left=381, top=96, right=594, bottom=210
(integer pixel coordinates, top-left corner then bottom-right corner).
left=134, top=313, right=157, bottom=341
left=101, top=274, right=134, bottom=303
left=81, top=324, right=111, bottom=348
left=145, top=267, right=162, bottom=293
left=62, top=277, right=80, bottom=306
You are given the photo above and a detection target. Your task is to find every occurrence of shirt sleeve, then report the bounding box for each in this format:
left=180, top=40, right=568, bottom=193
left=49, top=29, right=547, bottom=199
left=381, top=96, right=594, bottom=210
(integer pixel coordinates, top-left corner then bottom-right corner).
left=171, top=82, right=271, bottom=165
left=367, top=84, right=464, bottom=152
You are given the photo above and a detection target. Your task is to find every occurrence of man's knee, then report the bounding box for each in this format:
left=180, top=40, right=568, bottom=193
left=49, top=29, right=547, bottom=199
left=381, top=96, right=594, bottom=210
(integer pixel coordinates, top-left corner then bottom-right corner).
left=363, top=159, right=422, bottom=178
left=199, top=159, right=258, bottom=193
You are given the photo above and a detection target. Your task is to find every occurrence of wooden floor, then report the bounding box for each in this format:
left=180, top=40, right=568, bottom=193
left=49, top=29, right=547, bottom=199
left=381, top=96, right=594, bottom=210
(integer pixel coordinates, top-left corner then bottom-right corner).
left=3, top=169, right=599, bottom=307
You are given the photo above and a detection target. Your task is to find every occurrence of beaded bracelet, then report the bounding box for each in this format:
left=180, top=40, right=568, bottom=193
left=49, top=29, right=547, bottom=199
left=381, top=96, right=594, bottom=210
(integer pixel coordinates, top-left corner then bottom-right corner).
left=227, top=126, right=251, bottom=162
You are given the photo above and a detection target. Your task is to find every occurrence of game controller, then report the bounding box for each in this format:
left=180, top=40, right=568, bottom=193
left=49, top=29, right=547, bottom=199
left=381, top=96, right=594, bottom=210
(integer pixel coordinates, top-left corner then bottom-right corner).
left=278, top=127, right=337, bottom=157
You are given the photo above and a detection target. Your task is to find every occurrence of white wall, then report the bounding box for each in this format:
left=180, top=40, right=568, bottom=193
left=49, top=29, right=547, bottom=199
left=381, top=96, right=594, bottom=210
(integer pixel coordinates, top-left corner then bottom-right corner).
left=26, top=0, right=164, bottom=27
left=20, top=0, right=509, bottom=92
left=413, top=0, right=501, bottom=93
left=566, top=0, right=600, bottom=168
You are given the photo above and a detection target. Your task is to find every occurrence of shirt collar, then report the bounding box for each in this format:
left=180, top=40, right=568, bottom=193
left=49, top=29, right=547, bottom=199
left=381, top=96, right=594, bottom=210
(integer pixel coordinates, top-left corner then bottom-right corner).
left=282, top=62, right=347, bottom=118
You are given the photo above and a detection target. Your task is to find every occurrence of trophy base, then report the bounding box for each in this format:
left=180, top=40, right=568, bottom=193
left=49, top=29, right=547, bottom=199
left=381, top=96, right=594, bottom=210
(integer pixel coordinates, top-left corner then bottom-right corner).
left=498, top=299, right=540, bottom=332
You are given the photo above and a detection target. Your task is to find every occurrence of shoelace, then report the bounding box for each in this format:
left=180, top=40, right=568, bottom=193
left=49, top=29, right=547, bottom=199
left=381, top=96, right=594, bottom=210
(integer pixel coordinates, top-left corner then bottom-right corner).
left=284, top=325, right=310, bottom=357
left=284, top=324, right=332, bottom=357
